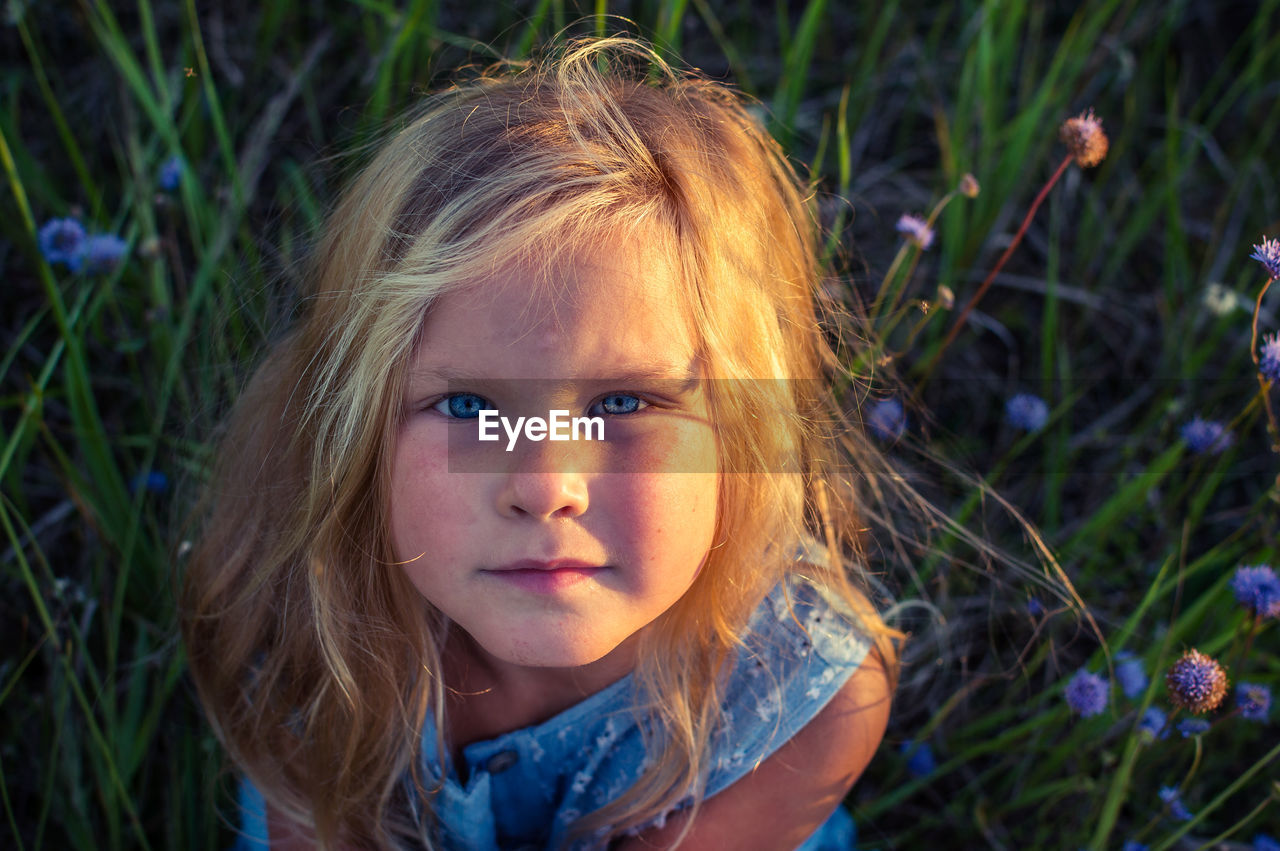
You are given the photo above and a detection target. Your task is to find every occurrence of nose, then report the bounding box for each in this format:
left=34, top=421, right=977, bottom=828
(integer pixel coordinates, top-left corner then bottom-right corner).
left=495, top=443, right=590, bottom=520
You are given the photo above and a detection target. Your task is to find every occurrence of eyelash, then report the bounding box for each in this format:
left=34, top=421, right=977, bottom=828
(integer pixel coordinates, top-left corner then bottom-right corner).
left=429, top=392, right=652, bottom=419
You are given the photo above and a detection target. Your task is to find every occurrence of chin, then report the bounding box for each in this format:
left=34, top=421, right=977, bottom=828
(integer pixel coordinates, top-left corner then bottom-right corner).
left=496, top=632, right=623, bottom=670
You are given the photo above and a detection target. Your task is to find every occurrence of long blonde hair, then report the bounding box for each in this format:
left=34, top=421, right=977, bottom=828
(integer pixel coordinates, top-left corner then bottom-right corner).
left=182, top=36, right=901, bottom=849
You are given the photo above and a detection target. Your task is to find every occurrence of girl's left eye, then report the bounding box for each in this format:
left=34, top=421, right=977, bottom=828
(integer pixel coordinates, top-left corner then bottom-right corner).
left=432, top=393, right=494, bottom=419
left=590, top=394, right=648, bottom=416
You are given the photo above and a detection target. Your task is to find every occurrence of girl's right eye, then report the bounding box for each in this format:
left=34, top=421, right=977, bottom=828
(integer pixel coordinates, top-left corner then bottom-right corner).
left=431, top=393, right=494, bottom=419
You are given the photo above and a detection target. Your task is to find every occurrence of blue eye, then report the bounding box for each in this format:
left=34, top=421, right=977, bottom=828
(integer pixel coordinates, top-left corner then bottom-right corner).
left=432, top=393, right=494, bottom=419
left=591, top=394, right=647, bottom=416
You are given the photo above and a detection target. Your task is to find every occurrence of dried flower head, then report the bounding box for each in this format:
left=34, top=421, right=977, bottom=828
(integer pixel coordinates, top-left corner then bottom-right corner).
left=1180, top=417, right=1233, bottom=455
left=1261, top=334, right=1280, bottom=383
left=1165, top=649, right=1228, bottom=714
left=958, top=173, right=980, bottom=198
left=1059, top=109, right=1109, bottom=168
left=1251, top=236, right=1280, bottom=281
left=1065, top=668, right=1108, bottom=717
left=1232, top=565, right=1280, bottom=619
left=895, top=213, right=934, bottom=249
left=1237, top=682, right=1271, bottom=722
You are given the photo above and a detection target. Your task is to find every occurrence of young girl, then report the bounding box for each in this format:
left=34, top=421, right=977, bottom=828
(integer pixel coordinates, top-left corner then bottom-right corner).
left=183, top=37, right=900, bottom=850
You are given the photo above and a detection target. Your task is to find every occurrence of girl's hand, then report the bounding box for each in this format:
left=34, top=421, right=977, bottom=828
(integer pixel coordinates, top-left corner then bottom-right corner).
left=614, top=646, right=892, bottom=851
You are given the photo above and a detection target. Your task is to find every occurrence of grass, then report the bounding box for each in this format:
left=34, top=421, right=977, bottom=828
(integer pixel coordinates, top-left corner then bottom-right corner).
left=2, top=0, right=1279, bottom=848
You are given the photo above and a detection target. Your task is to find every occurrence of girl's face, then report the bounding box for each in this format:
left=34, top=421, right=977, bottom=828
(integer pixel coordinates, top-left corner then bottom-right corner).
left=390, top=237, right=719, bottom=675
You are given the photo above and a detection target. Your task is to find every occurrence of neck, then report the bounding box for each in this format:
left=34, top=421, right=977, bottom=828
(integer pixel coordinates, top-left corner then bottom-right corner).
left=442, top=626, right=640, bottom=746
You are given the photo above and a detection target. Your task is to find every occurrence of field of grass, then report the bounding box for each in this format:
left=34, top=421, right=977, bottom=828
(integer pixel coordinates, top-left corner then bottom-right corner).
left=2, top=1, right=1278, bottom=848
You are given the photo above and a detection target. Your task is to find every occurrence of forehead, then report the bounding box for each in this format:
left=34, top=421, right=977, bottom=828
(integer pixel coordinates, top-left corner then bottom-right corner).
left=409, top=237, right=700, bottom=380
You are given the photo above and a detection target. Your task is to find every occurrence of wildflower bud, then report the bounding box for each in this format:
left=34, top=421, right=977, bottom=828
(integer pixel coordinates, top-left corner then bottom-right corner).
left=866, top=398, right=906, bottom=442
left=958, top=173, right=980, bottom=198
left=1005, top=393, right=1049, bottom=432
left=1158, top=787, right=1193, bottom=822
left=1251, top=236, right=1280, bottom=281
left=1237, top=682, right=1271, bottom=722
left=1165, top=649, right=1228, bottom=714
left=936, top=284, right=955, bottom=310
left=1115, top=653, right=1147, bottom=699
left=1137, top=706, right=1168, bottom=742
left=895, top=214, right=934, bottom=250
left=1176, top=718, right=1210, bottom=737
left=1261, top=334, right=1280, bottom=383
left=1059, top=109, right=1109, bottom=168
left=1202, top=282, right=1240, bottom=316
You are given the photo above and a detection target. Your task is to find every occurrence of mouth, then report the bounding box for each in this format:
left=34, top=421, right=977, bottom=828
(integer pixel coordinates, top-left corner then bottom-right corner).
left=484, top=559, right=606, bottom=593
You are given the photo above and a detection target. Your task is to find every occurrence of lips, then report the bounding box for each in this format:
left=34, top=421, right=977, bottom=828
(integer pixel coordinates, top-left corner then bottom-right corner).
left=485, top=559, right=605, bottom=593
left=494, top=558, right=601, bottom=572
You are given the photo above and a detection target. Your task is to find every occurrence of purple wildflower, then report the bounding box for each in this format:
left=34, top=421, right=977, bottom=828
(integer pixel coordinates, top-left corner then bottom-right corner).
left=1180, top=417, right=1233, bottom=455
left=1065, top=669, right=1108, bottom=718
left=1260, top=333, right=1280, bottom=383
left=1005, top=393, right=1049, bottom=432
left=1116, top=653, right=1147, bottom=699
left=1251, top=236, right=1280, bottom=280
left=1237, top=682, right=1271, bottom=722
left=1165, top=649, right=1228, bottom=714
left=867, top=398, right=906, bottom=441
left=38, top=217, right=86, bottom=266
left=1158, top=787, right=1192, bottom=822
left=898, top=740, right=936, bottom=777
left=895, top=214, right=934, bottom=250
left=1137, top=706, right=1168, bottom=742
left=128, top=471, right=170, bottom=494
left=1254, top=835, right=1280, bottom=851
left=68, top=234, right=129, bottom=275
left=158, top=155, right=183, bottom=191
left=1122, top=842, right=1149, bottom=851
left=1176, top=718, right=1210, bottom=738
left=1027, top=597, right=1045, bottom=617
left=1232, top=565, right=1280, bottom=619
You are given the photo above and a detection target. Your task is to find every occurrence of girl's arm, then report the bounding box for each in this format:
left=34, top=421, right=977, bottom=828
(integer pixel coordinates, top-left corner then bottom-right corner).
left=615, top=646, right=892, bottom=851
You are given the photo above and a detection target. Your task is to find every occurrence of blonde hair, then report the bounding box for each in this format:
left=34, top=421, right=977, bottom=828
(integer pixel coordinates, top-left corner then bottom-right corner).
left=182, top=36, right=901, bottom=849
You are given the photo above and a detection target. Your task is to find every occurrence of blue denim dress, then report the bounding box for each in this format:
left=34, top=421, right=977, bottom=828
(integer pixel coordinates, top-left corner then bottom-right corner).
left=236, top=576, right=869, bottom=850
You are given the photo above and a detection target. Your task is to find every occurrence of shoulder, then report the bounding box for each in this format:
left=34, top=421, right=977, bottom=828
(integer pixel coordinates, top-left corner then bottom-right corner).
left=616, top=640, right=891, bottom=850
left=701, top=573, right=878, bottom=792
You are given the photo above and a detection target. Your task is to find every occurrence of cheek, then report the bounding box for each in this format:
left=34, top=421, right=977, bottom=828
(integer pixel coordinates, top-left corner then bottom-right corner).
left=389, top=429, right=482, bottom=563
left=608, top=473, right=718, bottom=569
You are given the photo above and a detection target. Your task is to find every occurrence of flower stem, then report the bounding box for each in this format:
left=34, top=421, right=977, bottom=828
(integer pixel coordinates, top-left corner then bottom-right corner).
left=1249, top=275, right=1280, bottom=448
left=915, top=154, right=1073, bottom=392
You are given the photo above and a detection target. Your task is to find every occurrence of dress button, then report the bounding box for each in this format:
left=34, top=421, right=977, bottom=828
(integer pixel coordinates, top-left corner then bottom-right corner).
left=485, top=750, right=519, bottom=774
